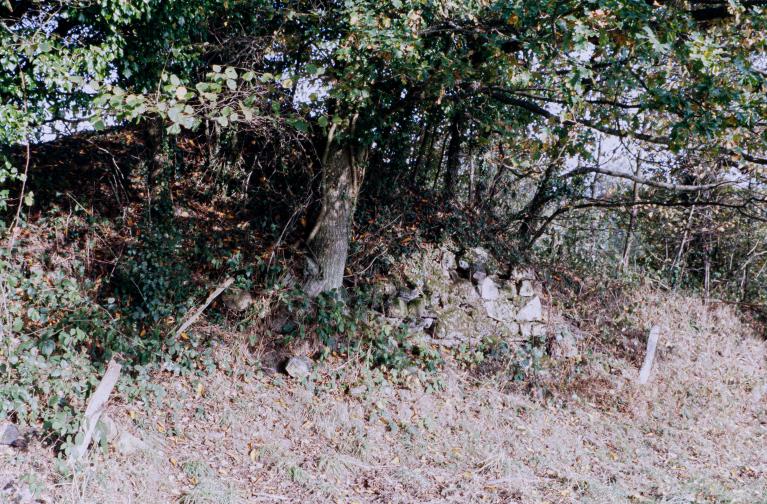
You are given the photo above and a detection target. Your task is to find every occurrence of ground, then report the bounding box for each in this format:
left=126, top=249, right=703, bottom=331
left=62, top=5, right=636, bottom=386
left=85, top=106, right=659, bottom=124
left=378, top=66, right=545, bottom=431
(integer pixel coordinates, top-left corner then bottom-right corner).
left=2, top=289, right=766, bottom=504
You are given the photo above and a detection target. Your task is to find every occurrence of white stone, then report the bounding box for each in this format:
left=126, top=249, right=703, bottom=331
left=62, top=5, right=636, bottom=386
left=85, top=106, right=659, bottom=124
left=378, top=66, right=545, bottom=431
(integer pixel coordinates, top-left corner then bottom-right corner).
left=518, top=280, right=535, bottom=297
left=440, top=250, right=456, bottom=274
left=285, top=356, right=312, bottom=379
left=0, top=423, right=19, bottom=446
left=116, top=430, right=150, bottom=455
left=511, top=267, right=535, bottom=281
left=478, top=277, right=500, bottom=300
left=516, top=296, right=543, bottom=322
left=551, top=329, right=578, bottom=359
left=484, top=300, right=515, bottom=322
left=454, top=280, right=480, bottom=303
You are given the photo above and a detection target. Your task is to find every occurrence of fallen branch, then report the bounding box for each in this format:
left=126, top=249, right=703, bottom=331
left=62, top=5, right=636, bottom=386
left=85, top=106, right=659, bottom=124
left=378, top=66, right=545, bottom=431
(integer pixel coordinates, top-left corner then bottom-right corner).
left=174, top=277, right=234, bottom=338
left=69, top=358, right=122, bottom=462
left=638, top=325, right=661, bottom=385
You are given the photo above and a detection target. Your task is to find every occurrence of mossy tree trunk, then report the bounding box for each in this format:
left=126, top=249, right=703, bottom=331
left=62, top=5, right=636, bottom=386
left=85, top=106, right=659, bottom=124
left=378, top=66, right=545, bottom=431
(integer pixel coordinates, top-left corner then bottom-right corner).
left=303, top=146, right=366, bottom=297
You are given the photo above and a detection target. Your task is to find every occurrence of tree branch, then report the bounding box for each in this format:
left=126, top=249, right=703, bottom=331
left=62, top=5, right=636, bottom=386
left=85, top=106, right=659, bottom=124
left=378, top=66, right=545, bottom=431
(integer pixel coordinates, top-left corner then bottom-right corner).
left=564, top=166, right=740, bottom=192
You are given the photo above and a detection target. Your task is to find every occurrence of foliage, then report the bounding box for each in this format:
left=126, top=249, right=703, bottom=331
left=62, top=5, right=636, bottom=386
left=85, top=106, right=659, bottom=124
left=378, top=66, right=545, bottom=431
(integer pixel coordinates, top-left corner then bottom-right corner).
left=279, top=287, right=442, bottom=375
left=0, top=250, right=119, bottom=443
left=3, top=0, right=767, bottom=450
left=112, top=214, right=194, bottom=326
left=0, top=207, right=214, bottom=448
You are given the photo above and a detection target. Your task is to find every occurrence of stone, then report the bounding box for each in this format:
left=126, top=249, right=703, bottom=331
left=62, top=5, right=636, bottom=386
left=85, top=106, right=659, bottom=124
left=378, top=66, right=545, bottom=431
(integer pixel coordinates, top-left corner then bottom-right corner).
left=397, top=403, right=414, bottom=423
left=506, top=321, right=521, bottom=336
left=116, top=430, right=150, bottom=455
left=397, top=288, right=420, bottom=303
left=484, top=299, right=515, bottom=322
left=511, top=267, right=535, bottom=281
left=0, top=423, right=20, bottom=446
left=478, top=277, right=500, bottom=300
left=518, top=280, right=535, bottom=297
left=349, top=385, right=367, bottom=397
left=222, top=288, right=253, bottom=311
left=453, top=280, right=480, bottom=303
left=503, top=281, right=518, bottom=298
left=471, top=270, right=487, bottom=283
left=408, top=317, right=434, bottom=332
left=551, top=327, right=579, bottom=359
left=379, top=282, right=397, bottom=297
left=516, top=296, right=543, bottom=322
left=407, top=298, right=428, bottom=318
left=464, top=247, right=491, bottom=268
left=285, top=356, right=312, bottom=379
left=440, top=250, right=457, bottom=274
left=1, top=479, right=33, bottom=504
left=433, top=310, right=474, bottom=346
left=93, top=415, right=119, bottom=445
left=387, top=298, right=408, bottom=318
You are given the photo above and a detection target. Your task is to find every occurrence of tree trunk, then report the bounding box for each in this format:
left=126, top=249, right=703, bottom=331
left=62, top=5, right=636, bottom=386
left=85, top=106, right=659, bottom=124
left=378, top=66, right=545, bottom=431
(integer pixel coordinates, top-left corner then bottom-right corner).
left=303, top=146, right=365, bottom=297
left=411, top=119, right=435, bottom=186
left=619, top=174, right=640, bottom=272
left=442, top=111, right=463, bottom=199
left=671, top=203, right=697, bottom=289
left=143, top=116, right=170, bottom=218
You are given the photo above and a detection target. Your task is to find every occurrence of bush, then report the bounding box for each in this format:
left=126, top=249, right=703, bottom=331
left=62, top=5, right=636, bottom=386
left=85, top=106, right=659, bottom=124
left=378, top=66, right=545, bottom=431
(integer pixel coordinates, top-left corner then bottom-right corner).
left=112, top=213, right=194, bottom=326
left=279, top=287, right=443, bottom=376
left=0, top=251, right=116, bottom=444
left=0, top=219, right=210, bottom=449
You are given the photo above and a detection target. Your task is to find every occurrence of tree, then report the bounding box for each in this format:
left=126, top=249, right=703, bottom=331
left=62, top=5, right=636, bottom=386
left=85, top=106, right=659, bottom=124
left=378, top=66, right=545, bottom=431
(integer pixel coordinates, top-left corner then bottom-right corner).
left=4, top=0, right=767, bottom=297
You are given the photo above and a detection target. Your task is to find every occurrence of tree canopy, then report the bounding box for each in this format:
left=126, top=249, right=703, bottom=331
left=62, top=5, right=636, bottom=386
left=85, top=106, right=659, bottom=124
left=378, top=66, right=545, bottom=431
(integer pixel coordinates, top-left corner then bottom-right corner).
left=3, top=0, right=767, bottom=293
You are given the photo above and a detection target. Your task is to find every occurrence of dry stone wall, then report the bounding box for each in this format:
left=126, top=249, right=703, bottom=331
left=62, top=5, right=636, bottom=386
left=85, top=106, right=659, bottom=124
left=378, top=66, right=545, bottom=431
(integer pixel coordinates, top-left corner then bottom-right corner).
left=382, top=246, right=547, bottom=348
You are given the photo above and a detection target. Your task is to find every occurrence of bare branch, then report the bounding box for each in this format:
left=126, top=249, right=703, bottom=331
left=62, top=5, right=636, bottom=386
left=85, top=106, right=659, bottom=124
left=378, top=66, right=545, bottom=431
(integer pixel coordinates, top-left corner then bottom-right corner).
left=564, top=166, right=740, bottom=192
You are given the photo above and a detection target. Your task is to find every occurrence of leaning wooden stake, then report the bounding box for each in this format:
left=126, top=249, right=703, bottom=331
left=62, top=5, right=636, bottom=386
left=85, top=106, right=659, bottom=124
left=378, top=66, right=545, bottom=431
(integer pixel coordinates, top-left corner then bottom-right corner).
left=69, top=358, right=122, bottom=462
left=174, top=277, right=234, bottom=339
left=638, top=325, right=661, bottom=385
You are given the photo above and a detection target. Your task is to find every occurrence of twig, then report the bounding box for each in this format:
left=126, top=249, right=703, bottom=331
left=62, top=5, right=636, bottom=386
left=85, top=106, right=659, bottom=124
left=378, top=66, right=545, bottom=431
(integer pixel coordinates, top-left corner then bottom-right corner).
left=174, top=277, right=234, bottom=338
left=6, top=72, right=31, bottom=251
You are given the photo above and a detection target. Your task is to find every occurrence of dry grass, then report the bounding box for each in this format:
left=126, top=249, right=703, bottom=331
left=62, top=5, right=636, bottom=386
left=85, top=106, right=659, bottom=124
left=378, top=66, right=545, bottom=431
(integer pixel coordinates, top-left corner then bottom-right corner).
left=2, top=287, right=766, bottom=503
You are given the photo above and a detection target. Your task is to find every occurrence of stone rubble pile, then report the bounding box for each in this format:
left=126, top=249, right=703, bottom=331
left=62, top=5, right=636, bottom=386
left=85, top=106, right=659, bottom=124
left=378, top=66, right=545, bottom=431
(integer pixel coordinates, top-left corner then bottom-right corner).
left=382, top=246, right=547, bottom=348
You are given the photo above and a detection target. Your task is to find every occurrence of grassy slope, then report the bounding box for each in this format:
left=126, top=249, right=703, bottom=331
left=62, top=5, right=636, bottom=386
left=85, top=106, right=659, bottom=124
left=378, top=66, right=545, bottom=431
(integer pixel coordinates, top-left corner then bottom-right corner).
left=3, top=288, right=765, bottom=504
